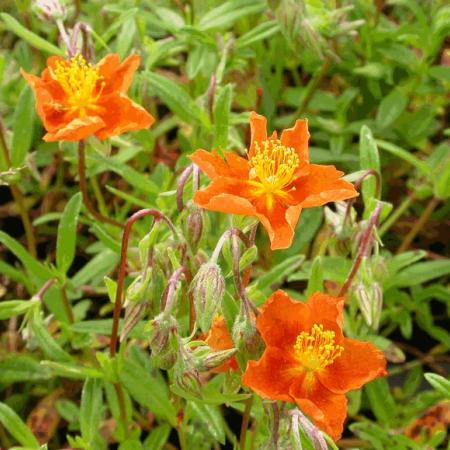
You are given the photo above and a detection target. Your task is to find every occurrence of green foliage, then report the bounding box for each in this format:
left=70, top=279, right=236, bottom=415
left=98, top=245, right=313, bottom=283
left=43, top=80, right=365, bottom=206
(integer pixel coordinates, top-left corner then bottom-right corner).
left=0, top=0, right=448, bottom=448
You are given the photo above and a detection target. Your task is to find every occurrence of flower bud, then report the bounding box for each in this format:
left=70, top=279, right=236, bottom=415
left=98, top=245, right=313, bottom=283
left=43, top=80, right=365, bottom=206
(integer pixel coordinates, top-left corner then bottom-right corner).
left=191, top=345, right=237, bottom=372
left=34, top=0, right=66, bottom=21
left=355, top=281, right=383, bottom=330
left=147, top=313, right=179, bottom=369
left=126, top=270, right=152, bottom=303
left=190, top=263, right=225, bottom=332
left=173, top=348, right=202, bottom=397
left=185, top=207, right=203, bottom=249
left=232, top=310, right=264, bottom=362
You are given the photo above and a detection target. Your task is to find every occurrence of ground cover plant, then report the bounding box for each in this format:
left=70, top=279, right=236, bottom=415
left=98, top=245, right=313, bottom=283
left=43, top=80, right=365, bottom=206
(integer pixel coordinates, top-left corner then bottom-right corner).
left=0, top=0, right=449, bottom=449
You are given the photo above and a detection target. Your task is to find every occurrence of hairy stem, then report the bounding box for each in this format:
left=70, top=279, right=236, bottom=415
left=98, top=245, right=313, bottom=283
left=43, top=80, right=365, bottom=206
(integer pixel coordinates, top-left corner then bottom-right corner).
left=77, top=140, right=122, bottom=228
left=338, top=203, right=382, bottom=298
left=239, top=396, right=253, bottom=450
left=396, top=196, right=439, bottom=254
left=0, top=118, right=37, bottom=257
left=110, top=209, right=177, bottom=356
left=60, top=284, right=75, bottom=324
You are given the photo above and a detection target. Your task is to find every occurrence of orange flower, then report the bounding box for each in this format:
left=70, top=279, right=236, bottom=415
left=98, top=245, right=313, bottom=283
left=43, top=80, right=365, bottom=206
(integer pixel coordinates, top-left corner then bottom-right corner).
left=204, top=316, right=238, bottom=373
left=242, top=290, right=387, bottom=440
left=21, top=53, right=154, bottom=142
left=189, top=112, right=357, bottom=250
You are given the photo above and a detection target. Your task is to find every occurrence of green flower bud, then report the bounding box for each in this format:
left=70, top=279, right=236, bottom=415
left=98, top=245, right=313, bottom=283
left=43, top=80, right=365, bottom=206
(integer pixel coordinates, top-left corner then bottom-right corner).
left=173, top=348, right=202, bottom=397
left=355, top=281, right=383, bottom=330
left=191, top=345, right=237, bottom=372
left=185, top=207, right=203, bottom=249
left=147, top=313, right=179, bottom=369
left=190, top=263, right=225, bottom=332
left=232, top=310, right=264, bottom=363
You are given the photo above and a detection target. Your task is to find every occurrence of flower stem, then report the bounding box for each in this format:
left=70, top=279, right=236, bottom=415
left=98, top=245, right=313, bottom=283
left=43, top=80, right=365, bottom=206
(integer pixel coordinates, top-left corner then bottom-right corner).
left=239, top=396, right=253, bottom=450
left=114, top=382, right=128, bottom=437
left=338, top=203, right=382, bottom=298
left=294, top=56, right=331, bottom=118
left=110, top=209, right=177, bottom=357
left=60, top=284, right=74, bottom=324
left=379, top=193, right=413, bottom=236
left=396, top=196, right=440, bottom=254
left=176, top=164, right=193, bottom=212
left=0, top=118, right=37, bottom=258
left=77, top=140, right=122, bottom=228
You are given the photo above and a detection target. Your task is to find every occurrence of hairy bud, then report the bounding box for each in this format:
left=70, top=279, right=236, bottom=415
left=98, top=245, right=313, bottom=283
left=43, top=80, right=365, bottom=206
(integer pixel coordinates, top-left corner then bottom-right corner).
left=355, top=282, right=383, bottom=330
left=173, top=347, right=202, bottom=397
left=147, top=313, right=179, bottom=369
left=185, top=207, right=203, bottom=248
left=190, top=263, right=225, bottom=332
left=232, top=310, right=264, bottom=362
left=34, top=0, right=66, bottom=21
left=192, top=345, right=237, bottom=372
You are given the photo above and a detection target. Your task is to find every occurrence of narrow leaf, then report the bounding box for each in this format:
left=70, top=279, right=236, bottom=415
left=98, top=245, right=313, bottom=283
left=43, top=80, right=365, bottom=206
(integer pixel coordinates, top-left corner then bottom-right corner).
left=56, top=193, right=81, bottom=274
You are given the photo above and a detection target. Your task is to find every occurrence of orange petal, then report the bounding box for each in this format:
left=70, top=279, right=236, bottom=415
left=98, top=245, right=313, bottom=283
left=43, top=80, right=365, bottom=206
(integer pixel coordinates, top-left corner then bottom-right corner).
left=292, top=387, right=348, bottom=441
left=256, top=290, right=310, bottom=347
left=280, top=119, right=310, bottom=165
left=223, top=151, right=250, bottom=178
left=95, top=94, right=154, bottom=140
left=193, top=178, right=257, bottom=216
left=43, top=116, right=105, bottom=142
left=254, top=201, right=302, bottom=250
left=189, top=149, right=248, bottom=180
left=206, top=316, right=234, bottom=351
left=304, top=293, right=345, bottom=339
left=318, top=337, right=387, bottom=394
left=242, top=347, right=296, bottom=402
left=98, top=54, right=141, bottom=94
left=292, top=164, right=358, bottom=208
left=248, top=111, right=267, bottom=158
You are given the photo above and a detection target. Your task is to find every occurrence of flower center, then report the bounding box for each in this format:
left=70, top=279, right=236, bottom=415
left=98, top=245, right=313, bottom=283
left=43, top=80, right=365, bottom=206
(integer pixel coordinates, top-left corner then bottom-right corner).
left=249, top=140, right=299, bottom=193
left=294, top=324, right=343, bottom=372
left=52, top=54, right=105, bottom=117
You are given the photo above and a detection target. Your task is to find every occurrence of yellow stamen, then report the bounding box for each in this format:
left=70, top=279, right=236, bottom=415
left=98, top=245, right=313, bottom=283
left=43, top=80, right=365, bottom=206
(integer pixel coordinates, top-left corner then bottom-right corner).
left=294, top=324, right=343, bottom=372
left=52, top=54, right=104, bottom=117
left=248, top=140, right=299, bottom=204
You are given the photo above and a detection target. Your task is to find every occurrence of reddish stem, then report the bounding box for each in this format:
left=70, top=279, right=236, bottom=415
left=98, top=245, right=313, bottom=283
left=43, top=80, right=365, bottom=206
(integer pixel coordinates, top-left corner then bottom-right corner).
left=338, top=203, right=382, bottom=298
left=110, top=209, right=177, bottom=356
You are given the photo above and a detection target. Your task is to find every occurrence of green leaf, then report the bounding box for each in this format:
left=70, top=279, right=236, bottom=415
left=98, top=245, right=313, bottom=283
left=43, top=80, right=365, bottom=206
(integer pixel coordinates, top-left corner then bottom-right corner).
left=305, top=256, right=323, bottom=296
left=41, top=361, right=103, bottom=379
left=198, top=0, right=266, bottom=31
left=56, top=193, right=81, bottom=274
left=424, top=373, right=450, bottom=399
left=0, top=402, right=40, bottom=448
left=359, top=125, right=381, bottom=205
left=376, top=89, right=408, bottom=129
left=80, top=378, right=104, bottom=446
left=365, top=378, right=397, bottom=425
left=235, top=20, right=280, bottom=48
left=0, top=356, right=52, bottom=385
left=120, top=359, right=177, bottom=426
left=188, top=402, right=226, bottom=444
left=71, top=249, right=119, bottom=287
left=394, top=259, right=450, bottom=287
left=143, top=424, right=171, bottom=450
left=143, top=71, right=210, bottom=128
left=88, top=150, right=160, bottom=195
left=376, top=139, right=432, bottom=176
left=0, top=299, right=38, bottom=320
left=31, top=311, right=73, bottom=363
left=11, top=86, right=35, bottom=167
left=213, top=84, right=232, bottom=150
left=0, top=13, right=64, bottom=55
left=0, top=231, right=53, bottom=283
left=249, top=255, right=305, bottom=299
